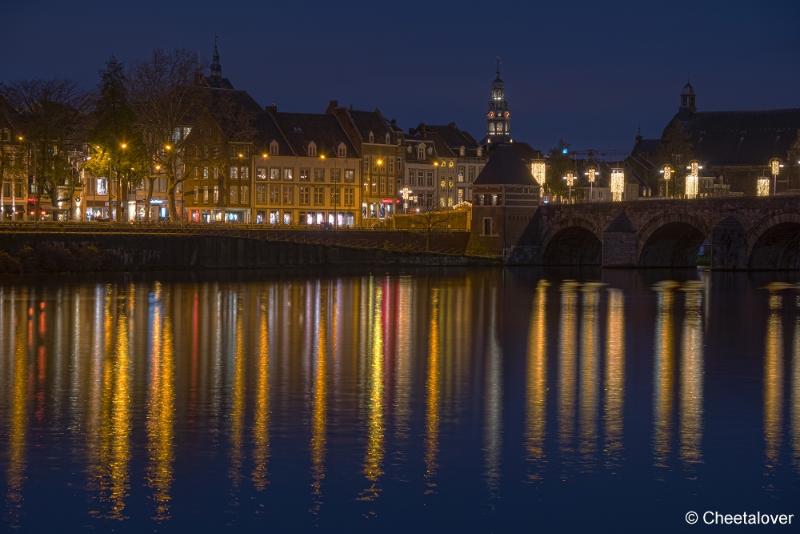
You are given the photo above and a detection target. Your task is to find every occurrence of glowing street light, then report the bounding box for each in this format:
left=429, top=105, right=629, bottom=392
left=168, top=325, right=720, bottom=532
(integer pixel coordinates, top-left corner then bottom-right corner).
left=659, top=164, right=673, bottom=197
left=531, top=159, right=546, bottom=196
left=563, top=171, right=576, bottom=202
left=120, top=142, right=128, bottom=150
left=399, top=186, right=413, bottom=213
left=756, top=176, right=770, bottom=197
left=584, top=164, right=598, bottom=201
left=769, top=158, right=784, bottom=195
left=610, top=168, right=625, bottom=202
left=685, top=173, right=698, bottom=199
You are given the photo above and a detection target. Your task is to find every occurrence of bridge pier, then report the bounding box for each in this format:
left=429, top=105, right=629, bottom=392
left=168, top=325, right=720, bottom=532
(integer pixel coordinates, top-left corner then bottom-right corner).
left=601, top=213, right=638, bottom=268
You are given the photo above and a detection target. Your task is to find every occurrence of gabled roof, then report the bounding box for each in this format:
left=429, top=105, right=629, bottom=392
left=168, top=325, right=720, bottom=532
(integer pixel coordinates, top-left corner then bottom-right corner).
left=346, top=109, right=395, bottom=143
left=474, top=144, right=534, bottom=186
left=264, top=108, right=358, bottom=157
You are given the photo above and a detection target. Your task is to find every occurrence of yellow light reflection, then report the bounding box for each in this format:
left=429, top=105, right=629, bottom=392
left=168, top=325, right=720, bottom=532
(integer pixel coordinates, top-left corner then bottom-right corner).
left=425, top=288, right=441, bottom=491
left=526, top=280, right=548, bottom=474
left=7, top=301, right=28, bottom=524
left=764, top=290, right=783, bottom=471
left=311, top=289, right=328, bottom=509
left=680, top=283, right=704, bottom=467
left=653, top=282, right=677, bottom=469
left=605, top=288, right=625, bottom=466
left=108, top=309, right=131, bottom=518
left=146, top=302, right=175, bottom=521
left=252, top=298, right=271, bottom=491
left=361, top=286, right=384, bottom=501
left=793, top=309, right=800, bottom=474
left=559, top=281, right=578, bottom=455
left=230, top=307, right=245, bottom=490
left=579, top=283, right=600, bottom=464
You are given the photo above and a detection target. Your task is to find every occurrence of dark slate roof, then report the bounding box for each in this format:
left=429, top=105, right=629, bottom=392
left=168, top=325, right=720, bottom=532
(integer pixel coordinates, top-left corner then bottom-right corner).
left=682, top=108, right=800, bottom=166
left=253, top=111, right=293, bottom=155
left=347, top=109, right=395, bottom=142
left=266, top=109, right=358, bottom=157
left=404, top=126, right=455, bottom=161
left=499, top=141, right=542, bottom=161
left=474, top=144, right=534, bottom=186
left=424, top=123, right=479, bottom=149
left=203, top=87, right=262, bottom=141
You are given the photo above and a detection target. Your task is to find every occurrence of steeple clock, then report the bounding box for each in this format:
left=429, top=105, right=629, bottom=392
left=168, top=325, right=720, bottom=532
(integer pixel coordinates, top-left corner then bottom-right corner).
left=486, top=58, right=511, bottom=142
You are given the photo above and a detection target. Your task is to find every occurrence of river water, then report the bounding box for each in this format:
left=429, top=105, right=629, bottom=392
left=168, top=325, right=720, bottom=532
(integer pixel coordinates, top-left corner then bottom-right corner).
left=0, top=269, right=798, bottom=532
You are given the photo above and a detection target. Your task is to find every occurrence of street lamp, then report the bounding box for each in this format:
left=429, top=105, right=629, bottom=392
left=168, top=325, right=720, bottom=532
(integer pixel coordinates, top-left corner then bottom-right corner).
left=684, top=160, right=702, bottom=200
left=756, top=176, right=770, bottom=197
left=399, top=186, right=413, bottom=214
left=769, top=158, right=784, bottom=196
left=610, top=168, right=625, bottom=202
left=563, top=171, right=576, bottom=203
left=531, top=159, right=546, bottom=197
left=659, top=164, right=673, bottom=198
left=584, top=165, right=598, bottom=201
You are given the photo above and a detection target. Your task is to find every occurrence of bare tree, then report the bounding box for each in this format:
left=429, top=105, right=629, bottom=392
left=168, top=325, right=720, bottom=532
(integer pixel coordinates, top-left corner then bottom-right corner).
left=128, top=49, right=202, bottom=221
left=0, top=79, right=89, bottom=220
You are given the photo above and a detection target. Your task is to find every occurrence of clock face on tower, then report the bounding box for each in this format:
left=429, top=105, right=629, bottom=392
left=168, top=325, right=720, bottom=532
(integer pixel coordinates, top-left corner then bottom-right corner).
left=487, top=111, right=495, bottom=119
left=504, top=111, right=510, bottom=118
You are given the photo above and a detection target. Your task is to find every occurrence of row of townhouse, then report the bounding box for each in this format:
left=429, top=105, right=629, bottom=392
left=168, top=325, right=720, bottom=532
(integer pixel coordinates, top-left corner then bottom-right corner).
left=0, top=44, right=494, bottom=225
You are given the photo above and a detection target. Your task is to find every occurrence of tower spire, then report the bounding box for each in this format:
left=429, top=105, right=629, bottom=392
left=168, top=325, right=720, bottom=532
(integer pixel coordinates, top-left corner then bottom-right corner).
left=495, top=56, right=501, bottom=80
left=210, top=34, right=222, bottom=81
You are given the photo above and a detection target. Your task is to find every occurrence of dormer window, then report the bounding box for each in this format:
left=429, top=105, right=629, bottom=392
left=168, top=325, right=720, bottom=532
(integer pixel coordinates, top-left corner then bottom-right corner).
left=385, top=133, right=391, bottom=144
left=417, top=143, right=426, bottom=160
left=269, top=140, right=279, bottom=156
left=337, top=143, right=347, bottom=158
left=459, top=146, right=466, bottom=157
left=368, top=131, right=375, bottom=143
left=307, top=141, right=317, bottom=157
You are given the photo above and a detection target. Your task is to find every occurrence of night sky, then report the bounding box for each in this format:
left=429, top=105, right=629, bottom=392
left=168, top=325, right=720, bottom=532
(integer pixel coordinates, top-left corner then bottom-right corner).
left=2, top=0, right=798, bottom=153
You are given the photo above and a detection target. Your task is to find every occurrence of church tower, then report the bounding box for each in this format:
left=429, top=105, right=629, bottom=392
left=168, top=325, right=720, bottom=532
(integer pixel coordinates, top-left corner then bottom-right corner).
left=210, top=35, right=222, bottom=82
left=486, top=58, right=511, bottom=143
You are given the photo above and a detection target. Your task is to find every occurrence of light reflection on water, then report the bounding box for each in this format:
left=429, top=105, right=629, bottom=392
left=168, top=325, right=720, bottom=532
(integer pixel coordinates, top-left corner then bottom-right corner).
left=0, top=271, right=799, bottom=532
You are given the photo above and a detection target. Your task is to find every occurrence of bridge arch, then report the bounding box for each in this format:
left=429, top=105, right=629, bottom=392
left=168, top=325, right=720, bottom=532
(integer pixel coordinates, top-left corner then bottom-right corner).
left=637, top=212, right=711, bottom=267
left=747, top=212, right=800, bottom=270
left=541, top=218, right=602, bottom=266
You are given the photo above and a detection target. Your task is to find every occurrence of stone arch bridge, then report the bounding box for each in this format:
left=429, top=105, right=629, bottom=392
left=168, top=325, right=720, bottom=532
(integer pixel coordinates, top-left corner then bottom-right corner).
left=525, top=196, right=800, bottom=269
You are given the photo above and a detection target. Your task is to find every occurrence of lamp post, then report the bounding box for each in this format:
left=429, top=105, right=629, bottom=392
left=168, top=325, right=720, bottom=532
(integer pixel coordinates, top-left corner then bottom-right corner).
left=376, top=157, right=384, bottom=219
left=769, top=158, right=784, bottom=196
left=399, top=186, right=413, bottom=214
left=531, top=159, right=546, bottom=198
left=659, top=164, right=673, bottom=198
left=563, top=171, right=576, bottom=203
left=584, top=165, right=598, bottom=201
left=610, top=168, right=625, bottom=202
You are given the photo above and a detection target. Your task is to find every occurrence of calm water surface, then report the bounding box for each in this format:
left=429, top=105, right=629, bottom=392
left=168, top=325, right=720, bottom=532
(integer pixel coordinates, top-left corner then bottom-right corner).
left=0, top=269, right=799, bottom=532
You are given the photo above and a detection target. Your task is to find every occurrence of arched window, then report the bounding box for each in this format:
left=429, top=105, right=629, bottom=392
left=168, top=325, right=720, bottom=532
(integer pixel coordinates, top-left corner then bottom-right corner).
left=337, top=143, right=347, bottom=158
left=417, top=143, right=425, bottom=160
left=385, top=132, right=391, bottom=144
left=307, top=141, right=317, bottom=157
left=368, top=131, right=375, bottom=143
left=269, top=140, right=279, bottom=156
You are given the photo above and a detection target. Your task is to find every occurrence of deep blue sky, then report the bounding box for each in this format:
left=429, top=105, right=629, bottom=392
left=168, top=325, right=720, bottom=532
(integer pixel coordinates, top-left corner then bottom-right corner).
left=2, top=0, right=798, bottom=153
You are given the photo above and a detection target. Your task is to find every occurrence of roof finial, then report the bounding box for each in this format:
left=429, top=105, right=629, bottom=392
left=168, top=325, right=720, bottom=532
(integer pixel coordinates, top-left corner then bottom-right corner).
left=496, top=56, right=501, bottom=79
